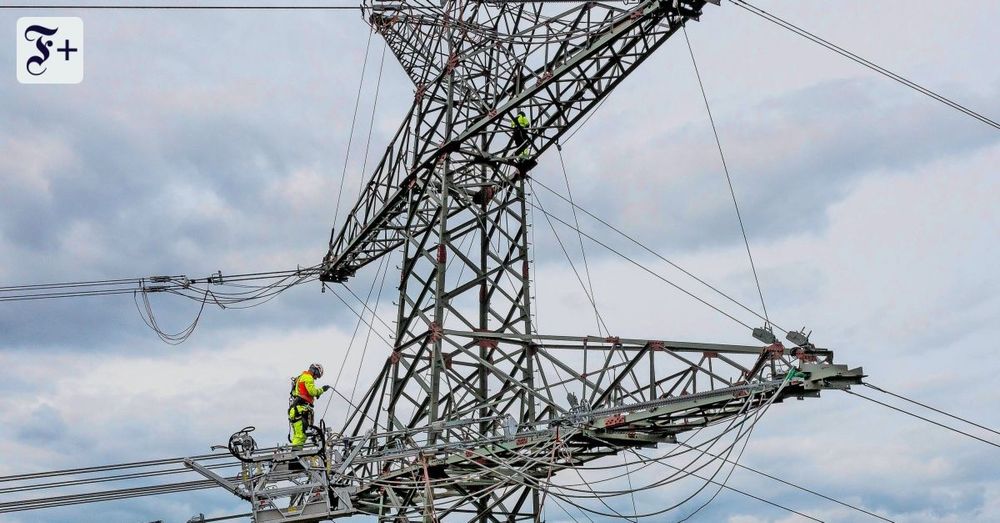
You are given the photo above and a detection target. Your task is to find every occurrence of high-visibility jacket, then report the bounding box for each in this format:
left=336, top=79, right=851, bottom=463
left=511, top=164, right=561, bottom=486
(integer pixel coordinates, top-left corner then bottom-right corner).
left=512, top=113, right=530, bottom=129
left=291, top=370, right=324, bottom=406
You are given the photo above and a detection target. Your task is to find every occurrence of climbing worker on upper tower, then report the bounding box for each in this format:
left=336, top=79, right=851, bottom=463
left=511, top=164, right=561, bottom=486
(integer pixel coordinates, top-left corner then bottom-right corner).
left=288, top=363, right=330, bottom=448
left=511, top=110, right=531, bottom=159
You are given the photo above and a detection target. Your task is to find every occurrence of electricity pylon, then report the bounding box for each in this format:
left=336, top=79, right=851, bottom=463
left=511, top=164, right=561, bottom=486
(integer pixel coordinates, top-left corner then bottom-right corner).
left=189, top=1, right=863, bottom=521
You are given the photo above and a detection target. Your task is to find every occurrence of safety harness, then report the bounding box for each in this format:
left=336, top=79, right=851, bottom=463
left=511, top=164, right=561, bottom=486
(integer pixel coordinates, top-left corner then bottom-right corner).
left=288, top=375, right=316, bottom=449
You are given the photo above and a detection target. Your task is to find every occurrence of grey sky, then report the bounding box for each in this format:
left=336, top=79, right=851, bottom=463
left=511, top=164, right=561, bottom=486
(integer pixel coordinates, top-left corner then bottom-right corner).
left=1, top=1, right=999, bottom=522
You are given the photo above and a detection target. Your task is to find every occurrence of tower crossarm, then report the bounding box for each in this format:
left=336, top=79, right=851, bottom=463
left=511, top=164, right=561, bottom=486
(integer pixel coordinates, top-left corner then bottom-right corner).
left=321, top=0, right=717, bottom=283
left=200, top=331, right=860, bottom=522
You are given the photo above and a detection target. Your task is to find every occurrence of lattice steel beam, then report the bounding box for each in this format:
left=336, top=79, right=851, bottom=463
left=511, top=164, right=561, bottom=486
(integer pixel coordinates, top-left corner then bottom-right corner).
left=304, top=1, right=861, bottom=522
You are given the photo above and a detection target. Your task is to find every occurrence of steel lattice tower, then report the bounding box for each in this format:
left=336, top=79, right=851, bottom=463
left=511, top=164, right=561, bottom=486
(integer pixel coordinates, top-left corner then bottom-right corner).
left=306, top=1, right=862, bottom=521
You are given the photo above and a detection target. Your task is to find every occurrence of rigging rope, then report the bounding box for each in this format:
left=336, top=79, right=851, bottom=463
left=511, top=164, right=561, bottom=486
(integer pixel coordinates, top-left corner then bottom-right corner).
left=330, top=254, right=392, bottom=393
left=528, top=188, right=611, bottom=335
left=683, top=25, right=770, bottom=329
left=524, top=190, right=754, bottom=330
left=339, top=282, right=396, bottom=333
left=324, top=284, right=394, bottom=347
left=530, top=178, right=783, bottom=332
left=557, top=144, right=603, bottom=336
left=331, top=27, right=375, bottom=244
left=349, top=251, right=394, bottom=403
left=355, top=41, right=389, bottom=203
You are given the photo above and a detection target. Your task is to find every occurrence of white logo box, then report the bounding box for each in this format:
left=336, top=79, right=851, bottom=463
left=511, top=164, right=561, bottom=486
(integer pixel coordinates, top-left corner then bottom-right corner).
left=17, top=17, right=84, bottom=84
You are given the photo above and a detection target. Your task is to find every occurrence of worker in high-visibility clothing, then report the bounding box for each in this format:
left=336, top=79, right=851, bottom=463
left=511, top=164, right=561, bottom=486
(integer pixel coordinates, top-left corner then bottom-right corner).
left=288, top=363, right=331, bottom=447
left=511, top=110, right=531, bottom=158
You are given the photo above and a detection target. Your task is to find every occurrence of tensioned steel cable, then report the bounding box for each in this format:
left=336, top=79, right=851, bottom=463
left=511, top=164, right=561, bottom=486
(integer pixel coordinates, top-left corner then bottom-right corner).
left=677, top=386, right=773, bottom=522
left=349, top=250, right=394, bottom=403
left=0, top=267, right=321, bottom=303
left=541, top=385, right=801, bottom=519
left=530, top=187, right=650, bottom=397
left=524, top=195, right=754, bottom=330
left=731, top=0, right=1000, bottom=132
left=355, top=40, right=389, bottom=203
left=556, top=144, right=603, bottom=337
left=678, top=443, right=894, bottom=522
left=864, top=382, right=1000, bottom=437
left=331, top=26, right=376, bottom=240
left=0, top=462, right=239, bottom=495
left=0, top=4, right=364, bottom=9
left=528, top=188, right=611, bottom=335
left=324, top=283, right=394, bottom=346
left=339, top=281, right=396, bottom=332
left=0, top=453, right=230, bottom=483
left=531, top=177, right=784, bottom=333
left=0, top=478, right=225, bottom=513
left=683, top=25, right=770, bottom=329
left=330, top=253, right=391, bottom=392
left=844, top=390, right=1000, bottom=449
left=0, top=288, right=136, bottom=302
left=0, top=277, right=138, bottom=292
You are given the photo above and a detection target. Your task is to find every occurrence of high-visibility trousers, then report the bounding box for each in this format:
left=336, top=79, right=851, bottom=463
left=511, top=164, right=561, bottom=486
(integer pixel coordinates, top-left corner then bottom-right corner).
left=513, top=127, right=530, bottom=157
left=288, top=404, right=314, bottom=447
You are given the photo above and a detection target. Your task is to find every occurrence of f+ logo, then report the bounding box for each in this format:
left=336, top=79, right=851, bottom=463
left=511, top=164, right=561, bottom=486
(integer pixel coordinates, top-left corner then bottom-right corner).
left=17, top=17, right=84, bottom=84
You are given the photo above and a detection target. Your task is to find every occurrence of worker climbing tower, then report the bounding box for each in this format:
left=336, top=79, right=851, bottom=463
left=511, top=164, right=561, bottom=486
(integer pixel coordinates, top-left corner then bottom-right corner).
left=185, top=1, right=863, bottom=521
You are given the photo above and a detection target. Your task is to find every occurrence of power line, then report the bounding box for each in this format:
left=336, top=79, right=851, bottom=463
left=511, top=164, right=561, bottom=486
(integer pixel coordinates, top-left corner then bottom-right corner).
left=679, top=443, right=895, bottom=522
left=0, top=479, right=219, bottom=513
left=542, top=390, right=823, bottom=521
left=0, top=453, right=230, bottom=483
left=0, top=267, right=320, bottom=303
left=0, top=4, right=364, bottom=10
left=731, top=0, right=1000, bottom=132
left=1, top=266, right=321, bottom=343
left=677, top=391, right=767, bottom=522
left=0, top=462, right=239, bottom=495
left=845, top=390, right=1000, bottom=449
left=683, top=25, right=771, bottom=329
left=0, top=1, right=597, bottom=9
left=864, top=382, right=1000, bottom=437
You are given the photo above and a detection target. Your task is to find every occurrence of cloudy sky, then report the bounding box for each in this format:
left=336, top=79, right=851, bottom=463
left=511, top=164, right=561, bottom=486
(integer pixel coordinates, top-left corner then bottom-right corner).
left=1, top=0, right=998, bottom=522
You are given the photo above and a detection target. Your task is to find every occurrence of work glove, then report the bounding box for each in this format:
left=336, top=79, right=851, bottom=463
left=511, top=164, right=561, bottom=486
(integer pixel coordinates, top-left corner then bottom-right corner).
left=322, top=385, right=332, bottom=392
